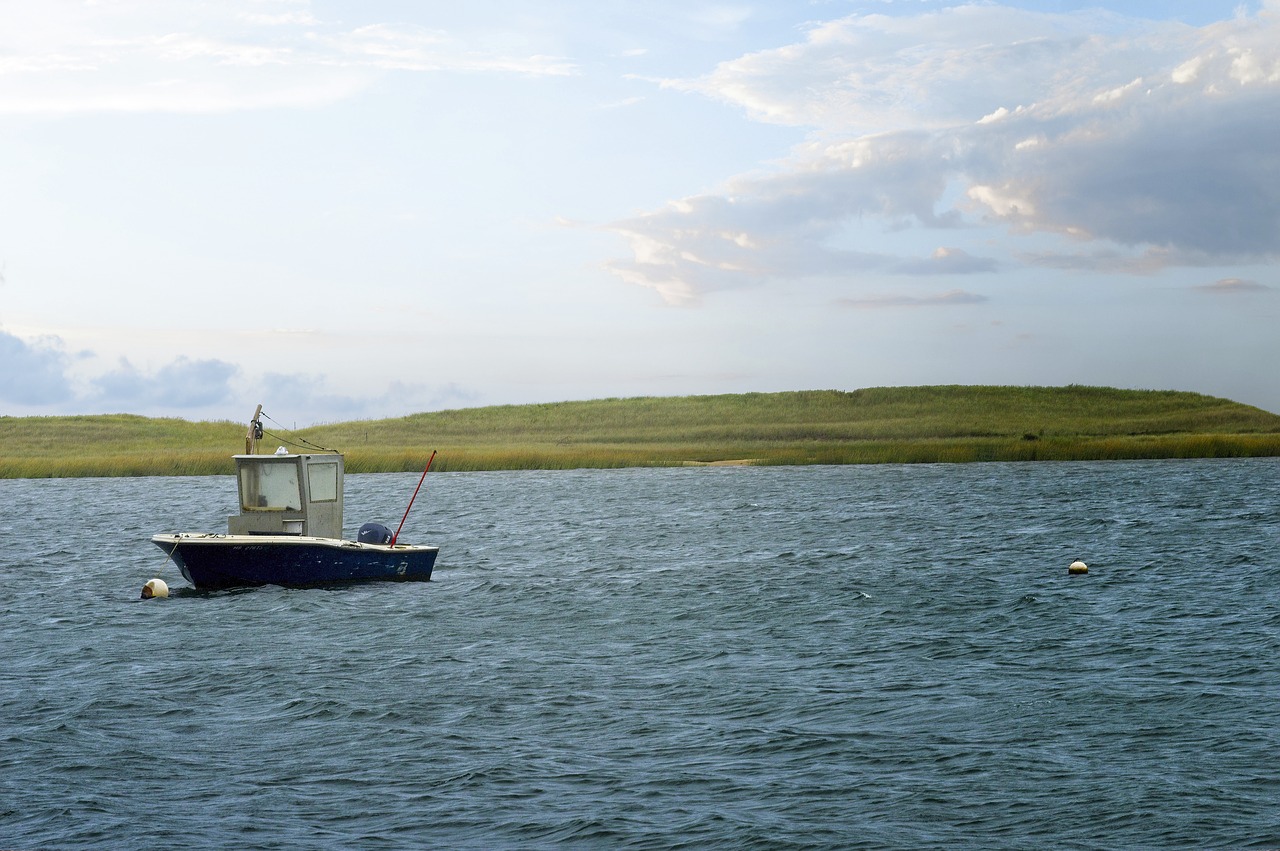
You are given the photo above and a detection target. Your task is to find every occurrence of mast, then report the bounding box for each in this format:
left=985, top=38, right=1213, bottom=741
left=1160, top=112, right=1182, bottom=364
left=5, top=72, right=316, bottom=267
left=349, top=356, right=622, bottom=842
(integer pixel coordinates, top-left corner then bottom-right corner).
left=245, top=404, right=264, bottom=455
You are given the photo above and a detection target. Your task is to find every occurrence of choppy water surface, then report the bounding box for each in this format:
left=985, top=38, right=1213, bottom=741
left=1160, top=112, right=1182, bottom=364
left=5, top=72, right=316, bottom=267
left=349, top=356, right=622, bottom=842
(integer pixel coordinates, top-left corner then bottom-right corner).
left=2, top=460, right=1278, bottom=848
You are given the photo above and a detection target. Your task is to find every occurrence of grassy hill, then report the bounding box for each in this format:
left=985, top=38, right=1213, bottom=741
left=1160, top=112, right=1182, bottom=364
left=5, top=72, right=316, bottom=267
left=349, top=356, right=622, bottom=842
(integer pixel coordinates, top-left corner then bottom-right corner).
left=3, top=385, right=1279, bottom=478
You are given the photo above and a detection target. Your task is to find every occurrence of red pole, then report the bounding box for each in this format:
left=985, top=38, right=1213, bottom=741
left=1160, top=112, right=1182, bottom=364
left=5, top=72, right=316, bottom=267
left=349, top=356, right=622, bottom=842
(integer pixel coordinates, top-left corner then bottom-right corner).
left=390, top=450, right=436, bottom=546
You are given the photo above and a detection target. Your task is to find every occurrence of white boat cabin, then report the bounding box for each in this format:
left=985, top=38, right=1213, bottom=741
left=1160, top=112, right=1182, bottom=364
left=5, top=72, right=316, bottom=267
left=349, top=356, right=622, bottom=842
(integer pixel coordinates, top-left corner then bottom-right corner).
left=228, top=451, right=345, bottom=539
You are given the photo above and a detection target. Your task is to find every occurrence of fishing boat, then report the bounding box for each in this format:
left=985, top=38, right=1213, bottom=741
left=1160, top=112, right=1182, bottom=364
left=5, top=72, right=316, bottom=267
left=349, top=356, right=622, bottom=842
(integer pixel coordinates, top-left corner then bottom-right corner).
left=151, top=406, right=439, bottom=590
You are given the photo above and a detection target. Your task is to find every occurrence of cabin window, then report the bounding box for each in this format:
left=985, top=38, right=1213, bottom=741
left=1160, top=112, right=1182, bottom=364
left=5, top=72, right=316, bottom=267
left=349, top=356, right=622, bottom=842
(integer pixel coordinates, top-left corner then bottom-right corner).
left=240, top=460, right=302, bottom=511
left=308, top=460, right=339, bottom=503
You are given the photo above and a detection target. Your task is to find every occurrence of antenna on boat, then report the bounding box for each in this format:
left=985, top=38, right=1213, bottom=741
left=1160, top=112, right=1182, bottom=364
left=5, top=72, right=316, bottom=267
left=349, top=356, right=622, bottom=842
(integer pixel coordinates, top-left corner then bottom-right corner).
left=246, top=404, right=264, bottom=455
left=390, top=450, right=437, bottom=547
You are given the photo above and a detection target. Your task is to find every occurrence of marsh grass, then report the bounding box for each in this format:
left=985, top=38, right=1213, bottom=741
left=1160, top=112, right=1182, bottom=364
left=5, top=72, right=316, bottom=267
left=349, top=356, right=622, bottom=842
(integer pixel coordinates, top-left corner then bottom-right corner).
left=4, top=386, right=1279, bottom=478
left=0, top=415, right=242, bottom=478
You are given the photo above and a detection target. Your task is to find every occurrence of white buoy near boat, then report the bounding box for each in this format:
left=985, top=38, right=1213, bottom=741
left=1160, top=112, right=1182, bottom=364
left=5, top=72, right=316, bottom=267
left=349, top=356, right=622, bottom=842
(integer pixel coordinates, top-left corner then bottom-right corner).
left=141, top=578, right=169, bottom=599
left=1068, top=560, right=1089, bottom=575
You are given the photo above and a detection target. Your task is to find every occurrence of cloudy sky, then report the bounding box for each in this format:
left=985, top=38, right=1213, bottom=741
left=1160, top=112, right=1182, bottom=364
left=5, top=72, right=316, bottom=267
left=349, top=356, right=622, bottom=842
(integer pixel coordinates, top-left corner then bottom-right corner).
left=1, top=0, right=1277, bottom=424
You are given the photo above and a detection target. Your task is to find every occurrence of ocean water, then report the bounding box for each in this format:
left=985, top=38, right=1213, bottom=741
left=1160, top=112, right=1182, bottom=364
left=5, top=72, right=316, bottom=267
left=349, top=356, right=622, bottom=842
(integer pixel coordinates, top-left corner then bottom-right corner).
left=1, top=459, right=1278, bottom=849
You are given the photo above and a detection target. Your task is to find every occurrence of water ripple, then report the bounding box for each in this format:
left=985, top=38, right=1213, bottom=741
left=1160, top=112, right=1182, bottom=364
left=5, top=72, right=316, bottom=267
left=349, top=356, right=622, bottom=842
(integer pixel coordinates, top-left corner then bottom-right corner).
left=1, top=460, right=1279, bottom=848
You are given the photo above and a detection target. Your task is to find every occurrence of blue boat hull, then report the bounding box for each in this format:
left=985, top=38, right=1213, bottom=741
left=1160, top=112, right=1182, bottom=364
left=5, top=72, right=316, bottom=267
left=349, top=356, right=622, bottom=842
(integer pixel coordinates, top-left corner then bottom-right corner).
left=151, top=534, right=438, bottom=590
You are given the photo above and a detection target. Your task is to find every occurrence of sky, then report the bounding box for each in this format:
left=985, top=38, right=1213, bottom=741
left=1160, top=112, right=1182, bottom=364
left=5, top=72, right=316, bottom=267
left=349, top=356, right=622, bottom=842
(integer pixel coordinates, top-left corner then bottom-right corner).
left=1, top=0, right=1278, bottom=425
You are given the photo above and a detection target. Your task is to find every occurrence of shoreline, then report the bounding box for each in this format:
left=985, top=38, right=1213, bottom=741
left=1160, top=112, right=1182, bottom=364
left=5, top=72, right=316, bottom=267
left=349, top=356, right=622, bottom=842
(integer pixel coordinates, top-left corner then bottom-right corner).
left=5, top=435, right=1280, bottom=479
left=5, top=386, right=1279, bottom=478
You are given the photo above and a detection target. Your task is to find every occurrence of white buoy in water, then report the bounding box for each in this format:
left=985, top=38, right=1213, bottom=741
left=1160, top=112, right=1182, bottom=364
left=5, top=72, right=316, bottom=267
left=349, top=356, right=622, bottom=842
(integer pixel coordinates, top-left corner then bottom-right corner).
left=1068, top=560, right=1089, bottom=575
left=141, top=578, right=169, bottom=599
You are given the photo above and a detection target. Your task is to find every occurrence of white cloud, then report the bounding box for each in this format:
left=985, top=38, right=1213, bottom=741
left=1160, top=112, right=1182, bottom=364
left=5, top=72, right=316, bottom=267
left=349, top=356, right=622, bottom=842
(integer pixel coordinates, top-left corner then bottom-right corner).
left=894, top=247, right=999, bottom=275
left=91, top=357, right=240, bottom=409
left=0, top=1, right=576, bottom=115
left=0, top=331, right=75, bottom=405
left=967, top=184, right=1036, bottom=219
left=690, top=5, right=754, bottom=31
left=839, top=289, right=988, bottom=309
left=978, top=106, right=1012, bottom=124
left=1171, top=56, right=1204, bottom=83
left=1, top=349, right=473, bottom=421
left=975, top=89, right=1280, bottom=257
left=609, top=4, right=1280, bottom=302
left=1194, top=277, right=1272, bottom=293
left=258, top=373, right=478, bottom=423
left=661, top=6, right=1194, bottom=133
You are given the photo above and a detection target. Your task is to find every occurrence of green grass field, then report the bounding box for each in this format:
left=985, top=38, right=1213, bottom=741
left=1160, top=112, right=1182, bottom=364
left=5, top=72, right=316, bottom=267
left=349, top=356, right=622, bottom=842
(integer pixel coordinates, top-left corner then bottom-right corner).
left=3, top=385, right=1279, bottom=478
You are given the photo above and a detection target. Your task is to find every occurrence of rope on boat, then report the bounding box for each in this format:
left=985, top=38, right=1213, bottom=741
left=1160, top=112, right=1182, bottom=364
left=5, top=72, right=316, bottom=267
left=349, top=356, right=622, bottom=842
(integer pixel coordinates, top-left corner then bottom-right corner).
left=257, top=411, right=341, bottom=454
left=155, top=535, right=183, bottom=576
